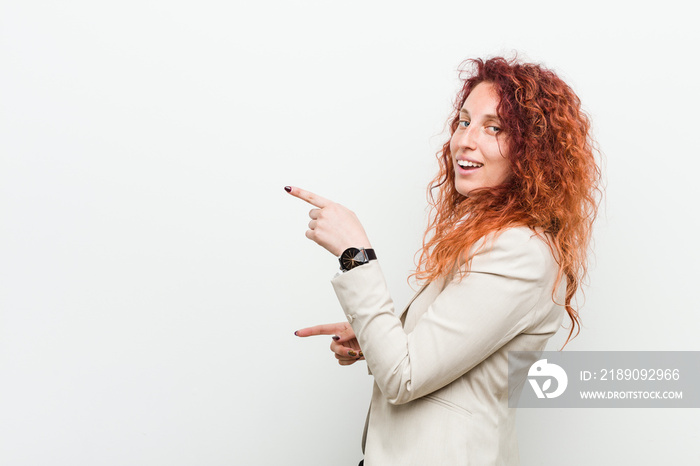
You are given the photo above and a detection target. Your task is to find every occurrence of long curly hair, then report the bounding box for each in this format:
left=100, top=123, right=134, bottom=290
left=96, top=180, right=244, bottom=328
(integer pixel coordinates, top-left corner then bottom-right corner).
left=415, top=57, right=601, bottom=345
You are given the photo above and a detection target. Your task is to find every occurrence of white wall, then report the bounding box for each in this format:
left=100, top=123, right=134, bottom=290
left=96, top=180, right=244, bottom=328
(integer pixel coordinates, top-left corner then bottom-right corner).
left=1, top=1, right=698, bottom=464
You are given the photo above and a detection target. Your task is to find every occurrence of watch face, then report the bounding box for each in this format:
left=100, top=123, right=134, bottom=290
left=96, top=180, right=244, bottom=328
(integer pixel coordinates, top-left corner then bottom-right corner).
left=340, top=248, right=363, bottom=271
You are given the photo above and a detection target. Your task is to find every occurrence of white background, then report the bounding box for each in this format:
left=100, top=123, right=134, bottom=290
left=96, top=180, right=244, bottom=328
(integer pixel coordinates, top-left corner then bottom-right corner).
left=2, top=1, right=699, bottom=464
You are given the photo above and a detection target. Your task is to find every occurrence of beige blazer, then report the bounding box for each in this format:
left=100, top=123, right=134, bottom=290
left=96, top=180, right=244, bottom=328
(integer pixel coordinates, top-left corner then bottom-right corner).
left=331, top=226, right=566, bottom=465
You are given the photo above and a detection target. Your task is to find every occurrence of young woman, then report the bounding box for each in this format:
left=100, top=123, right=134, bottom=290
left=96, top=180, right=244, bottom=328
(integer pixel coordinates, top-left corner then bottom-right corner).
left=287, top=56, right=600, bottom=465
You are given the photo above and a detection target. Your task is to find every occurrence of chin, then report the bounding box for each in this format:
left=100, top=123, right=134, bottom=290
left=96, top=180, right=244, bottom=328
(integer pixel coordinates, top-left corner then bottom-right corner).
left=454, top=182, right=475, bottom=198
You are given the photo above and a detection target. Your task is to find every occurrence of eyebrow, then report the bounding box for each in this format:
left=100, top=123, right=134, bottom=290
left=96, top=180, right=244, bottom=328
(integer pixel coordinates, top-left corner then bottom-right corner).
left=459, top=109, right=500, bottom=120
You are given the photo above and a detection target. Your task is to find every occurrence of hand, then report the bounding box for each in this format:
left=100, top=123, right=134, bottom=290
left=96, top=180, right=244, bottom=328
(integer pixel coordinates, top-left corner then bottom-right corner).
left=295, top=322, right=364, bottom=366
left=285, top=186, right=371, bottom=257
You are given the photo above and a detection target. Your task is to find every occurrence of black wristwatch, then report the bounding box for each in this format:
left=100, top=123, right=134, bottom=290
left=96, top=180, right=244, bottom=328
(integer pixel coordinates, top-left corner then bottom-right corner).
left=339, top=247, right=377, bottom=272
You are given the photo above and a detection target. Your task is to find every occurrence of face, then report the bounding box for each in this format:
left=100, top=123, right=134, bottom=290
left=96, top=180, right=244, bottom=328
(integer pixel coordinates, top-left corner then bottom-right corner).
left=450, top=82, right=511, bottom=197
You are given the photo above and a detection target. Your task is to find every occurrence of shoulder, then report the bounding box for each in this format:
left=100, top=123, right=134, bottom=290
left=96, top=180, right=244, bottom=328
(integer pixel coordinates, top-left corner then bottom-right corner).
left=468, top=226, right=558, bottom=282
left=484, top=226, right=553, bottom=255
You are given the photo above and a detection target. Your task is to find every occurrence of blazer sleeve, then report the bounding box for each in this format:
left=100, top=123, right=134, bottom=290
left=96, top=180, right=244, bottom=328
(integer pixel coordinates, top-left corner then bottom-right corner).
left=330, top=227, right=555, bottom=405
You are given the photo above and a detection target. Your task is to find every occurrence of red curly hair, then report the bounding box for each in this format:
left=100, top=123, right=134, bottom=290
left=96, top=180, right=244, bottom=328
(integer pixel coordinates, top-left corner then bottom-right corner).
left=415, top=57, right=601, bottom=346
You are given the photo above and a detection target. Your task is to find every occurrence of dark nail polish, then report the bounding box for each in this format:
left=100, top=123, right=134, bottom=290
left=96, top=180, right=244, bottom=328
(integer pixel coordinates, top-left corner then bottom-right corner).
left=332, top=335, right=340, bottom=341
left=348, top=350, right=357, bottom=357
left=284, top=186, right=292, bottom=192
left=359, top=351, right=364, bottom=357
left=294, top=330, right=299, bottom=336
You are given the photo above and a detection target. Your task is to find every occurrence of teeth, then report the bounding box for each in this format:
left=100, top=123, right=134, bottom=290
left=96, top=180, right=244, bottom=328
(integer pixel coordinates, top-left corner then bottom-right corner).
left=457, top=160, right=483, bottom=168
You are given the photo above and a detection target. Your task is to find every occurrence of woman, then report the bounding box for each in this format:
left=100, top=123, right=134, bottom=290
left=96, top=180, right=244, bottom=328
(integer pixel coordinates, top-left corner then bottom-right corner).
left=287, top=56, right=600, bottom=465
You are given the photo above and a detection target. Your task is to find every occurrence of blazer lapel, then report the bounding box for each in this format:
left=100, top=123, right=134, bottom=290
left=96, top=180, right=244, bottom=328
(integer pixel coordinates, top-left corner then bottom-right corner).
left=398, top=283, right=429, bottom=323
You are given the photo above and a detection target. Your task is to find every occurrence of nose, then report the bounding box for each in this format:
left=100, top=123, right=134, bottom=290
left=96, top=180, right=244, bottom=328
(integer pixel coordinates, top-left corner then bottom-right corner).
left=454, top=123, right=477, bottom=150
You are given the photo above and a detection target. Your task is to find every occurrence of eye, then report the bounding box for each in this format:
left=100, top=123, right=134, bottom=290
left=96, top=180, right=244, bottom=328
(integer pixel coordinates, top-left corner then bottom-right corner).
left=486, top=125, right=501, bottom=134
left=458, top=120, right=470, bottom=128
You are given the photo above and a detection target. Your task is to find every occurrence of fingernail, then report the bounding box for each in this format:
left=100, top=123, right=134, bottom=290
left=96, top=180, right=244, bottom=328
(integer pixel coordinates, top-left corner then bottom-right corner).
left=348, top=350, right=357, bottom=357
left=284, top=186, right=292, bottom=192
left=332, top=335, right=340, bottom=341
left=294, top=330, right=299, bottom=336
left=359, top=351, right=364, bottom=357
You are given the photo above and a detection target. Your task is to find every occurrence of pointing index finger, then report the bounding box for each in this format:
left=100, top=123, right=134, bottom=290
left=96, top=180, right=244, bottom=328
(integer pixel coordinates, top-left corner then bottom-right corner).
left=285, top=186, right=332, bottom=208
left=294, top=324, right=343, bottom=337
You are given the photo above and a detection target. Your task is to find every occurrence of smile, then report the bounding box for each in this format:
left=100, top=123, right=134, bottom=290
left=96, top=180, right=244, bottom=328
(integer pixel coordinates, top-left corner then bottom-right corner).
left=457, top=160, right=484, bottom=170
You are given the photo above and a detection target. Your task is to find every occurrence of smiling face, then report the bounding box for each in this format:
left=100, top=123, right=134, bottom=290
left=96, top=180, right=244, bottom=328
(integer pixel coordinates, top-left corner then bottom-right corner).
left=450, top=82, right=511, bottom=197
